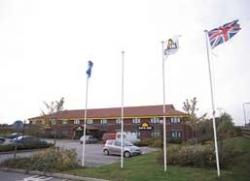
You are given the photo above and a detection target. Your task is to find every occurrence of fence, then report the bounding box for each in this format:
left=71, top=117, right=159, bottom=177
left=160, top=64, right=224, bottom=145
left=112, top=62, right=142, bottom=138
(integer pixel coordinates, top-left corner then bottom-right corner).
left=241, top=127, right=250, bottom=138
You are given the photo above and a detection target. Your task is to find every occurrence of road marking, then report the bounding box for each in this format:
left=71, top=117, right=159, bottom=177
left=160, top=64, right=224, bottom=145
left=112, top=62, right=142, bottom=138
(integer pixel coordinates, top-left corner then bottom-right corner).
left=16, top=175, right=52, bottom=181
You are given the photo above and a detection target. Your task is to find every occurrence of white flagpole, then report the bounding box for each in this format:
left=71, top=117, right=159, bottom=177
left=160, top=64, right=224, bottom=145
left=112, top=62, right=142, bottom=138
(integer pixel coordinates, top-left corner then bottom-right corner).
left=82, top=72, right=89, bottom=167
left=161, top=41, right=167, bottom=172
left=204, top=30, right=221, bottom=177
left=120, top=51, right=125, bottom=169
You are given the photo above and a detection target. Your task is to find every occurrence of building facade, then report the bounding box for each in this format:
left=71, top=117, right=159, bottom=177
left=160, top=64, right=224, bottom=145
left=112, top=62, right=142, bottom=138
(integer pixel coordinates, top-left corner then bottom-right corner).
left=29, top=105, right=191, bottom=141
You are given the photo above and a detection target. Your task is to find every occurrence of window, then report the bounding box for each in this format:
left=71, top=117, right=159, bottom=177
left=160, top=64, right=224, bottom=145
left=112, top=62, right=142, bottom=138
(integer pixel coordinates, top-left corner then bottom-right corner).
left=150, top=117, right=160, bottom=124
left=151, top=130, right=161, bottom=138
left=116, top=119, right=121, bottom=124
left=135, top=131, right=140, bottom=138
left=51, top=119, right=56, bottom=125
left=114, top=141, right=121, bottom=146
left=101, top=119, right=107, bottom=124
left=87, top=119, right=93, bottom=124
left=170, top=117, right=181, bottom=124
left=171, top=130, right=182, bottom=138
left=74, top=119, right=80, bottom=124
left=62, top=120, right=68, bottom=125
left=132, top=118, right=140, bottom=124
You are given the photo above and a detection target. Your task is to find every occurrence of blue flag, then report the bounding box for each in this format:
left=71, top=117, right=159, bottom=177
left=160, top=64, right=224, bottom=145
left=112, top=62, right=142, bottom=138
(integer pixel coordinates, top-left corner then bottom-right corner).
left=86, top=61, right=93, bottom=78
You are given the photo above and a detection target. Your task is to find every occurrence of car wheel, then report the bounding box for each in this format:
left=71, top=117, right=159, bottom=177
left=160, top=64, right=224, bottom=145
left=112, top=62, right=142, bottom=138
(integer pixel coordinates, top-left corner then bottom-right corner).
left=124, top=151, right=131, bottom=158
left=104, top=149, right=109, bottom=155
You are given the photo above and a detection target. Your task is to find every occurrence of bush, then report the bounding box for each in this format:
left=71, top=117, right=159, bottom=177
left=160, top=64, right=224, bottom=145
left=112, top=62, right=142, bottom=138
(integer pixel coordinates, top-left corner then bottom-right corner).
left=135, top=138, right=162, bottom=147
left=1, top=148, right=79, bottom=172
left=168, top=138, right=182, bottom=144
left=0, top=144, right=15, bottom=152
left=30, top=148, right=79, bottom=171
left=158, top=143, right=216, bottom=168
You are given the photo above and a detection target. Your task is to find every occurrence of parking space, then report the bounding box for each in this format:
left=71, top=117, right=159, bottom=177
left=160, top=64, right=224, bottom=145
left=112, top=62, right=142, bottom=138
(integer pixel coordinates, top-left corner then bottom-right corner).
left=0, top=139, right=158, bottom=168
left=53, top=139, right=158, bottom=167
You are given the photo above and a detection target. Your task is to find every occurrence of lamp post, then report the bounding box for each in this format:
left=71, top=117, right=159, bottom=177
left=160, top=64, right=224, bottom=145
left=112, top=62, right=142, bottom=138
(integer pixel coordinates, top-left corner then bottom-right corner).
left=243, top=102, right=250, bottom=126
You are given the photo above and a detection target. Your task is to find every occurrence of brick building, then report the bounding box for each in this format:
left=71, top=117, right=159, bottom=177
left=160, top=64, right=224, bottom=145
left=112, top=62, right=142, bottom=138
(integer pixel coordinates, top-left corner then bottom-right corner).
left=28, top=104, right=191, bottom=141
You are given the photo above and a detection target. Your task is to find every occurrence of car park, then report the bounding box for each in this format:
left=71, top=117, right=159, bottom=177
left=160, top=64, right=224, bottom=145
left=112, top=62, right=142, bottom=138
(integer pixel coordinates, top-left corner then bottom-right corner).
left=80, top=135, right=98, bottom=144
left=103, top=139, right=142, bottom=158
left=0, top=137, right=5, bottom=144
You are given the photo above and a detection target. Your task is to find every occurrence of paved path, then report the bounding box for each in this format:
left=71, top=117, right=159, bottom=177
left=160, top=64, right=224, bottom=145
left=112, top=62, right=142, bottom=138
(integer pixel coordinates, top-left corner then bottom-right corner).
left=0, top=171, right=72, bottom=181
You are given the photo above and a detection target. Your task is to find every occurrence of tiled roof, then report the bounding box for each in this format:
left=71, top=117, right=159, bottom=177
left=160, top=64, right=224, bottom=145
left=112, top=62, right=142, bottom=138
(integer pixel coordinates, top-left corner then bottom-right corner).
left=29, top=104, right=188, bottom=120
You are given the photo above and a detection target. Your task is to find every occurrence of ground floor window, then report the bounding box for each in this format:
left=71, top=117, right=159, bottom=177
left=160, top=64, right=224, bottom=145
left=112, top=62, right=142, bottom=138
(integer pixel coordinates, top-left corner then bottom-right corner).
left=171, top=130, right=182, bottom=138
left=151, top=130, right=161, bottom=138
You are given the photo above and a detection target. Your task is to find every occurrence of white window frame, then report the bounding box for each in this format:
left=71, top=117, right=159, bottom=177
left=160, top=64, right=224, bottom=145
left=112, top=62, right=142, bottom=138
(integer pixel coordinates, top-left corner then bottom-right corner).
left=51, top=119, right=56, bottom=125
left=171, top=130, right=182, bottom=138
left=101, top=119, right=107, bottom=124
left=87, top=119, right=93, bottom=124
left=62, top=120, right=68, bottom=125
left=132, top=118, right=140, bottom=124
left=170, top=117, right=181, bottom=124
left=116, top=119, right=121, bottom=124
left=150, top=117, right=160, bottom=124
left=74, top=119, right=80, bottom=125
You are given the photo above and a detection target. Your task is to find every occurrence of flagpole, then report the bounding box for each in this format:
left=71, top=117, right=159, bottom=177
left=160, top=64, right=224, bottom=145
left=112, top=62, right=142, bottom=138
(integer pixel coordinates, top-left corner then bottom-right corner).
left=120, top=51, right=125, bottom=169
left=161, top=41, right=167, bottom=172
left=204, top=30, right=221, bottom=177
left=82, top=67, right=90, bottom=167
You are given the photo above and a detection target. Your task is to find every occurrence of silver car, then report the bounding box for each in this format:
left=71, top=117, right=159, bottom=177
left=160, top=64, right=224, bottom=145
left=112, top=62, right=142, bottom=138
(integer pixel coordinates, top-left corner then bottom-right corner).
left=103, top=139, right=142, bottom=158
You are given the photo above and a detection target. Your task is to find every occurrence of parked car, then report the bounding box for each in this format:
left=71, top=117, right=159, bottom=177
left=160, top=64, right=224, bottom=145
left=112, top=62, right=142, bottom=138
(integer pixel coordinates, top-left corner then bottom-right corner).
left=80, top=135, right=98, bottom=144
left=13, top=135, right=47, bottom=145
left=103, top=139, right=142, bottom=158
left=7, top=132, right=21, bottom=139
left=0, top=137, right=5, bottom=144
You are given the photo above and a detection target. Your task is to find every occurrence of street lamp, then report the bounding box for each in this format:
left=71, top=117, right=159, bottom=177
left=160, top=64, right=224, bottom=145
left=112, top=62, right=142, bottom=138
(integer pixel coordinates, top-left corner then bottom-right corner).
left=243, top=102, right=250, bottom=126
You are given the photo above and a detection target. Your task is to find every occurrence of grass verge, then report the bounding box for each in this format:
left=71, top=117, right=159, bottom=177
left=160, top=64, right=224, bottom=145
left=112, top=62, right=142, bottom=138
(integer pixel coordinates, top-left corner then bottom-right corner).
left=66, top=137, right=250, bottom=181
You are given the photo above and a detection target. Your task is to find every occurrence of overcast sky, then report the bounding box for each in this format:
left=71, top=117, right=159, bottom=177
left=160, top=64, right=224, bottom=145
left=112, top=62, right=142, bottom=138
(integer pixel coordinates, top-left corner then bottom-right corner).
left=0, top=0, right=250, bottom=125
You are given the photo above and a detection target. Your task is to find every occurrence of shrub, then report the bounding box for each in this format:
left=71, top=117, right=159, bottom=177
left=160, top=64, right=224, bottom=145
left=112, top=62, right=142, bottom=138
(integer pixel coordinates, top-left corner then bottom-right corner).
left=30, top=148, right=79, bottom=171
left=1, top=148, right=79, bottom=172
left=0, top=144, right=15, bottom=152
left=135, top=138, right=162, bottom=147
left=158, top=143, right=216, bottom=168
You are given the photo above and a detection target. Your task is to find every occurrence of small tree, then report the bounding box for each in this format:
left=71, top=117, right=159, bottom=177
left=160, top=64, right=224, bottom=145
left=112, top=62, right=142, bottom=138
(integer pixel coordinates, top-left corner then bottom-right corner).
left=183, top=97, right=207, bottom=143
left=217, top=112, right=236, bottom=139
left=41, top=97, right=65, bottom=143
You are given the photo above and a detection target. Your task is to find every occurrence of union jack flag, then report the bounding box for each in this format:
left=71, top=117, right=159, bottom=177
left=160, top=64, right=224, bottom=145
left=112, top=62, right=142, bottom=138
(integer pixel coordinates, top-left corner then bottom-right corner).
left=207, top=20, right=241, bottom=49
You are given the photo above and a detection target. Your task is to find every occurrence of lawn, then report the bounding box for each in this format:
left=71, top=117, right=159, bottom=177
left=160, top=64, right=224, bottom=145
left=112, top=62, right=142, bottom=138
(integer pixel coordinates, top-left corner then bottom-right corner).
left=66, top=137, right=250, bottom=181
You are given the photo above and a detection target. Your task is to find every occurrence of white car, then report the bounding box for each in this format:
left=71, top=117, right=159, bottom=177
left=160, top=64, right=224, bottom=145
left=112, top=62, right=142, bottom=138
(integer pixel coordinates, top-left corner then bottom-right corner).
left=103, top=139, right=142, bottom=158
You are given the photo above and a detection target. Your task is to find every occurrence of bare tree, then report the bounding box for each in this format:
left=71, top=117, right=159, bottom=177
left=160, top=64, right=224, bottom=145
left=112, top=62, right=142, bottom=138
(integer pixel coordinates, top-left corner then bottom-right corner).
left=183, top=97, right=207, bottom=143
left=41, top=97, right=65, bottom=144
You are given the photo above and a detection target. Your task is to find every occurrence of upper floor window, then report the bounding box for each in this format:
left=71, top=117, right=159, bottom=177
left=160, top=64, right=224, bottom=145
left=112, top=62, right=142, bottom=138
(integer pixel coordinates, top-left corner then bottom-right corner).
left=132, top=118, right=140, bottom=124
left=170, top=117, right=181, bottom=124
left=87, top=119, right=93, bottom=124
left=74, top=119, right=80, bottom=125
left=116, top=119, right=121, bottom=124
left=150, top=117, right=161, bottom=124
left=50, top=119, right=56, bottom=125
left=62, top=120, right=68, bottom=125
left=101, top=119, right=107, bottom=124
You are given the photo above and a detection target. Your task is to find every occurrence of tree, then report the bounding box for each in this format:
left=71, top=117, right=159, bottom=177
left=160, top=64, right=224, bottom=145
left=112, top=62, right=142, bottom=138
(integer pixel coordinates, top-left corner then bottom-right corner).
left=41, top=97, right=65, bottom=144
left=217, top=112, right=237, bottom=139
left=183, top=97, right=207, bottom=142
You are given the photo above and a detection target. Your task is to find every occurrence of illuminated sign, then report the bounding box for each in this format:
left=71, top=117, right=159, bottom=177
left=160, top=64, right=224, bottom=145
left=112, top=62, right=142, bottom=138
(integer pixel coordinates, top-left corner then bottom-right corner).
left=139, top=122, right=153, bottom=130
